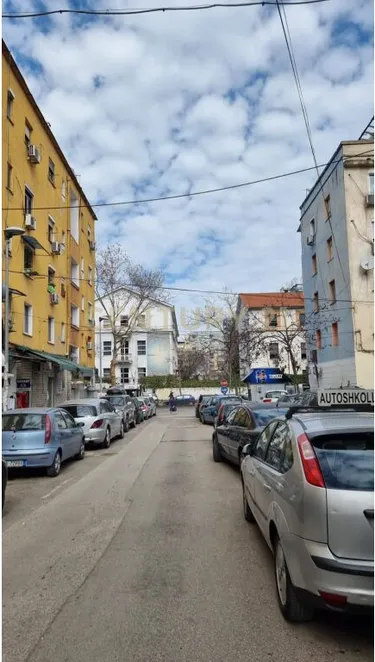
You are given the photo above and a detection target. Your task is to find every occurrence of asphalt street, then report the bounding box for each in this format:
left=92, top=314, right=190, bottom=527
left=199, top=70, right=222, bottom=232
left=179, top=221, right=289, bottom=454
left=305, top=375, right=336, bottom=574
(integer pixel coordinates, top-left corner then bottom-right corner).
left=3, top=409, right=373, bottom=662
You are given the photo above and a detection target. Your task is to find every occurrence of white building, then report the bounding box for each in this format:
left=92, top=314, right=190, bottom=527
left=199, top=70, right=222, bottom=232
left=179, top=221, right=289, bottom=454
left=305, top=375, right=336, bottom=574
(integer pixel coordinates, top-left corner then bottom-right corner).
left=298, top=139, right=374, bottom=389
left=95, top=288, right=179, bottom=389
left=237, top=292, right=307, bottom=399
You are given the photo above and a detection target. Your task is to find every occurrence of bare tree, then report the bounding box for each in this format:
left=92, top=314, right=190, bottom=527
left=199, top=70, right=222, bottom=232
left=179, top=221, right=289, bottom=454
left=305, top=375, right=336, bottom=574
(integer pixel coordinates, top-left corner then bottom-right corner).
left=176, top=345, right=208, bottom=380
left=96, top=244, right=165, bottom=385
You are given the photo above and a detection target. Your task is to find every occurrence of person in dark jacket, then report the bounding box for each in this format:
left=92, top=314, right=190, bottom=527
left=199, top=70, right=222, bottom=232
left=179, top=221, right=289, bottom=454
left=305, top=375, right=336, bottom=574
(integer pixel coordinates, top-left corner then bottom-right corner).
left=169, top=391, right=176, bottom=412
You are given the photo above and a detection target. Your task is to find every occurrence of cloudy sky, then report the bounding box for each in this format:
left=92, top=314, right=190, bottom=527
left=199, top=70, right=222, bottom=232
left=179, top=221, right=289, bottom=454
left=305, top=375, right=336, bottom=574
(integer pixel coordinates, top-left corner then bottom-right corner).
left=3, top=0, right=373, bottom=330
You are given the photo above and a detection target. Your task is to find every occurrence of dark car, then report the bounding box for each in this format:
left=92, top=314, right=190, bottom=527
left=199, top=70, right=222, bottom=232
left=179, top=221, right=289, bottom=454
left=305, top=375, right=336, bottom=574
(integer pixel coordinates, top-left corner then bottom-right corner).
left=201, top=395, right=243, bottom=425
left=212, top=404, right=288, bottom=465
left=132, top=397, right=145, bottom=424
left=2, top=458, right=7, bottom=510
left=104, top=393, right=136, bottom=431
left=196, top=394, right=212, bottom=418
left=164, top=394, right=196, bottom=407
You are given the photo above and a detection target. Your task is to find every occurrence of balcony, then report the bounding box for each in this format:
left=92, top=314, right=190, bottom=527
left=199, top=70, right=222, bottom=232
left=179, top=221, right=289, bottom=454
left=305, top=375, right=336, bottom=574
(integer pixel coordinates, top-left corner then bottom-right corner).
left=118, top=353, right=132, bottom=363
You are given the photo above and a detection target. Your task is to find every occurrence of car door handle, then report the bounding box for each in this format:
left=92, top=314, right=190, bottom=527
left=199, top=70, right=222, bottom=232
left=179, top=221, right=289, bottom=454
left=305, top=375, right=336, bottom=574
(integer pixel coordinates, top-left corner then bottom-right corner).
left=248, top=469, right=255, bottom=476
left=263, top=483, right=271, bottom=492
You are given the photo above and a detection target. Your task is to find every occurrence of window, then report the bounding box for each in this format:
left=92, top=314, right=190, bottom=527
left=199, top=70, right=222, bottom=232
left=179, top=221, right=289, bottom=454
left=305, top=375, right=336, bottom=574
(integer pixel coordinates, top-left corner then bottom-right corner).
left=138, top=367, right=146, bottom=380
left=48, top=317, right=55, bottom=343
left=24, top=244, right=34, bottom=271
left=120, top=367, right=129, bottom=384
left=301, top=342, right=307, bottom=360
left=71, top=259, right=79, bottom=287
left=327, top=237, right=333, bottom=261
left=48, top=266, right=55, bottom=285
left=329, top=279, right=336, bottom=304
left=70, top=189, right=79, bottom=243
left=48, top=158, right=55, bottom=185
left=61, top=411, right=77, bottom=429
left=280, top=433, right=294, bottom=474
left=316, top=329, right=322, bottom=350
left=269, top=343, right=279, bottom=359
left=103, top=368, right=110, bottom=381
left=138, top=314, right=146, bottom=328
left=299, top=313, right=305, bottom=327
left=61, top=231, right=66, bottom=250
left=332, top=322, right=339, bottom=347
left=88, top=302, right=93, bottom=323
left=137, top=340, right=146, bottom=355
left=312, top=254, right=317, bottom=275
left=61, top=179, right=66, bottom=201
left=88, top=266, right=93, bottom=286
left=103, top=318, right=111, bottom=328
left=6, top=162, right=13, bottom=191
left=24, top=304, right=33, bottom=335
left=253, top=422, right=278, bottom=461
left=80, top=257, right=84, bottom=276
left=233, top=408, right=253, bottom=429
left=313, top=292, right=319, bottom=313
left=55, top=412, right=67, bottom=430
left=71, top=304, right=79, bottom=328
left=369, top=172, right=374, bottom=195
left=25, top=187, right=33, bottom=214
left=103, top=341, right=112, bottom=356
left=81, top=296, right=85, bottom=312
left=120, top=315, right=129, bottom=327
left=61, top=322, right=66, bottom=343
left=88, top=224, right=92, bottom=238
left=309, top=218, right=315, bottom=237
left=325, top=194, right=331, bottom=219
left=265, top=423, right=288, bottom=470
left=120, top=339, right=129, bottom=356
left=24, top=121, right=32, bottom=147
left=268, top=312, right=278, bottom=327
left=48, top=216, right=55, bottom=243
left=7, top=89, right=14, bottom=120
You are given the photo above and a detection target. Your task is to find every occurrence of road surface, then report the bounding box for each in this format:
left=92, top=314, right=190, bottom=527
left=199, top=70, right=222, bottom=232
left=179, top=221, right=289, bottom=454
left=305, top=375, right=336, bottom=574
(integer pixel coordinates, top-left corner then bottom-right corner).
left=3, top=410, right=373, bottom=662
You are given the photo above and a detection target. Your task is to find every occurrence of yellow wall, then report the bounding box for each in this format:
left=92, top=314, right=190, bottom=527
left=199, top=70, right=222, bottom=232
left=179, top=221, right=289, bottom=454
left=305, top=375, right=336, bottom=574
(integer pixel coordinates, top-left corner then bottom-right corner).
left=2, top=44, right=96, bottom=368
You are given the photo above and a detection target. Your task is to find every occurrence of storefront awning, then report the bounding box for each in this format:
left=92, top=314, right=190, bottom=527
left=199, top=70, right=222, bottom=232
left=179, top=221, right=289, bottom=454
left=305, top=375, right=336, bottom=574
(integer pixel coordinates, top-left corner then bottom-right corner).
left=10, top=345, right=91, bottom=375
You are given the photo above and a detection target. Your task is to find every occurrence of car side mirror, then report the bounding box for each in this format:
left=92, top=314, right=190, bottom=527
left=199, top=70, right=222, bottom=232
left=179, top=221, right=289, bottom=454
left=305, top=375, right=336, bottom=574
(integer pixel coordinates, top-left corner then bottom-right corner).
left=77, top=421, right=85, bottom=427
left=242, top=443, right=253, bottom=457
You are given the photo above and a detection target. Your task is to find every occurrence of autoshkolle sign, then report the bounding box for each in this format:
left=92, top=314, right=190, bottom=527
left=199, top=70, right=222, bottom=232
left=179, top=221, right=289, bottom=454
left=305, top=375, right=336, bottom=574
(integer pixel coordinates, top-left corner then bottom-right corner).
left=317, top=389, right=374, bottom=407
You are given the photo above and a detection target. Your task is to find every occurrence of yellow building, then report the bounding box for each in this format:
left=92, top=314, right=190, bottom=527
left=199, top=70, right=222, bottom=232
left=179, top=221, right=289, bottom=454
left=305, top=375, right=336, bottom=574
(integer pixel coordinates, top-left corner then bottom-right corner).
left=2, top=40, right=97, bottom=407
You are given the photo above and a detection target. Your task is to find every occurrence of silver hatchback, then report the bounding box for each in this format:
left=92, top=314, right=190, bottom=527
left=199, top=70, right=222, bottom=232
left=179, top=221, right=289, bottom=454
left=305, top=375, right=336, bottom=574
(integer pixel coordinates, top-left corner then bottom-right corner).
left=241, top=407, right=374, bottom=621
left=60, top=399, right=124, bottom=448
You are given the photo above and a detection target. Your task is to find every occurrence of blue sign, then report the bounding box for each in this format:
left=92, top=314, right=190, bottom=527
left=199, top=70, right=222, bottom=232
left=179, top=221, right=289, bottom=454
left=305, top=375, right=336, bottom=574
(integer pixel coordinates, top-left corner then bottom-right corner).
left=244, top=368, right=285, bottom=385
left=221, top=386, right=229, bottom=394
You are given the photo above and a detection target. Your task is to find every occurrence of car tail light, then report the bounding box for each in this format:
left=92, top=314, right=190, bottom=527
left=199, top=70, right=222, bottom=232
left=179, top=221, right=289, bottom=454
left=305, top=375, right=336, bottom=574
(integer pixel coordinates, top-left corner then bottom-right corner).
left=297, top=433, right=325, bottom=488
left=319, top=591, right=347, bottom=608
left=91, top=419, right=104, bottom=429
left=263, top=398, right=272, bottom=403
left=45, top=415, right=52, bottom=444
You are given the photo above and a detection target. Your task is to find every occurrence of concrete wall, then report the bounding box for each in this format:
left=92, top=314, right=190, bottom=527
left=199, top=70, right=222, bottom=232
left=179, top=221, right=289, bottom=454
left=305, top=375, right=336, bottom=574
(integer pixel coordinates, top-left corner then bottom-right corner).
left=155, top=386, right=248, bottom=402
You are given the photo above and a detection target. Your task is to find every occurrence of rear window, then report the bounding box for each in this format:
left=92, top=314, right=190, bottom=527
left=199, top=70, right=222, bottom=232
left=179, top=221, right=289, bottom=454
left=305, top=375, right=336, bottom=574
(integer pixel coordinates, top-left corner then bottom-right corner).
left=62, top=405, right=97, bottom=418
left=106, top=396, right=125, bottom=406
left=219, top=398, right=241, bottom=405
left=3, top=413, right=45, bottom=431
left=312, top=432, right=374, bottom=491
left=253, top=408, right=288, bottom=426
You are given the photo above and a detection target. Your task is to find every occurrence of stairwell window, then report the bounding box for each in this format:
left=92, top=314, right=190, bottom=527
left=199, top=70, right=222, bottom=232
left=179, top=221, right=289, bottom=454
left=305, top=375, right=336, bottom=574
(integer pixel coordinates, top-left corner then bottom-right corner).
left=332, top=322, right=339, bottom=347
left=48, top=317, right=55, bottom=344
left=24, top=304, right=33, bottom=336
left=7, top=89, right=14, bottom=121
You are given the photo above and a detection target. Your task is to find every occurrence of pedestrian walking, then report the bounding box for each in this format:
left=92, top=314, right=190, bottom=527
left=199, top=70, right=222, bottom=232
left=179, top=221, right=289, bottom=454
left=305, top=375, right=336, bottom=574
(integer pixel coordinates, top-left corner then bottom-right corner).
left=169, top=391, right=176, bottom=413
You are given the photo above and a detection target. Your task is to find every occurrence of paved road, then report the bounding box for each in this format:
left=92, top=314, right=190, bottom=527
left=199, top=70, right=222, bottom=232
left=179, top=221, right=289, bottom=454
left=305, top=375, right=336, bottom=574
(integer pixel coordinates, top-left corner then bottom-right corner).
left=3, top=410, right=373, bottom=662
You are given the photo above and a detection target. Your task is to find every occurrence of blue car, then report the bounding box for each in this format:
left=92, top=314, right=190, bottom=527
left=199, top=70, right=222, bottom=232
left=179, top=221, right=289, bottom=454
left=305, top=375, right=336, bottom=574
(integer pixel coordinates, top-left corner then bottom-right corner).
left=2, top=408, right=85, bottom=477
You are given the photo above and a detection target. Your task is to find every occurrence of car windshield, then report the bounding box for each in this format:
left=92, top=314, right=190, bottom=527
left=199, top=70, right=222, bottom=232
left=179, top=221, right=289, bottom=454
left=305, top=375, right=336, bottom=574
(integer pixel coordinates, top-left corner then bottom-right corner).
left=3, top=413, right=46, bottom=431
left=252, top=408, right=288, bottom=426
left=62, top=405, right=97, bottom=418
left=105, top=396, right=125, bottom=406
left=312, top=432, right=374, bottom=491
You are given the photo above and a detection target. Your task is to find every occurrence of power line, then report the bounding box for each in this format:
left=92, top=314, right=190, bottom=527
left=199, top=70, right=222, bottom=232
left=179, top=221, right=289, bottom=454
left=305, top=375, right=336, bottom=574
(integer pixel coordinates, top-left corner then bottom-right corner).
left=3, top=0, right=332, bottom=19
left=3, top=151, right=373, bottom=213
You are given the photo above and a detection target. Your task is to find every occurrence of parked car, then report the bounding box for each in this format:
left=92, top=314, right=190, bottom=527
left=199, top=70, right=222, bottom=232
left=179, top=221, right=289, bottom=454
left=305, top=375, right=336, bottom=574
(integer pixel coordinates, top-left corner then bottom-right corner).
left=276, top=394, right=300, bottom=406
left=196, top=394, right=213, bottom=418
left=201, top=395, right=243, bottom=425
left=138, top=397, right=151, bottom=419
left=144, top=396, right=157, bottom=417
left=2, top=408, right=86, bottom=477
left=132, top=397, right=145, bottom=424
left=212, top=404, right=288, bottom=465
left=2, top=458, right=8, bottom=510
left=104, top=393, right=136, bottom=431
left=60, top=399, right=124, bottom=448
left=240, top=399, right=374, bottom=621
left=261, top=390, right=290, bottom=404
left=164, top=394, right=196, bottom=407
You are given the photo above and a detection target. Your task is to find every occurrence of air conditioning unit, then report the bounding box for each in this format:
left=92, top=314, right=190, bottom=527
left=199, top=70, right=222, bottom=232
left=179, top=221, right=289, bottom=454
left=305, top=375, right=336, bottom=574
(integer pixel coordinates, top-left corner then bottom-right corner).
left=50, top=293, right=60, bottom=304
left=51, top=241, right=61, bottom=254
left=365, top=194, right=374, bottom=207
left=89, top=240, right=96, bottom=251
left=25, top=214, right=37, bottom=230
left=28, top=144, right=41, bottom=164
left=306, top=232, right=315, bottom=246
left=87, top=341, right=93, bottom=350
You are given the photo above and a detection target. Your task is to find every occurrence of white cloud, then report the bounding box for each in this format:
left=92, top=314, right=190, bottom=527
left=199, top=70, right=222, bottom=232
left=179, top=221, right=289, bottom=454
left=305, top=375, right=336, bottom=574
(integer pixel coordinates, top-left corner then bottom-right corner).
left=3, top=0, right=374, bottom=332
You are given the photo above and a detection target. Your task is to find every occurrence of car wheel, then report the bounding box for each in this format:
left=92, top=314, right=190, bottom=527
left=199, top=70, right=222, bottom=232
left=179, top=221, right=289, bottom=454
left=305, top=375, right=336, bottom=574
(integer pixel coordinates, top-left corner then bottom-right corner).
left=212, top=435, right=222, bottom=462
left=241, top=478, right=255, bottom=523
left=118, top=421, right=125, bottom=439
left=75, top=439, right=85, bottom=461
left=103, top=428, right=111, bottom=449
left=130, top=417, right=136, bottom=429
left=124, top=418, right=129, bottom=433
left=46, top=451, right=62, bottom=477
left=274, top=535, right=314, bottom=622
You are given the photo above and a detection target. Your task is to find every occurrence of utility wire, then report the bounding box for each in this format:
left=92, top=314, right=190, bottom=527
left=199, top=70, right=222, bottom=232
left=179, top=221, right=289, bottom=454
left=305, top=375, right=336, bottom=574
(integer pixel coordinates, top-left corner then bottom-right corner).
left=3, top=150, right=373, bottom=213
left=3, top=0, right=332, bottom=19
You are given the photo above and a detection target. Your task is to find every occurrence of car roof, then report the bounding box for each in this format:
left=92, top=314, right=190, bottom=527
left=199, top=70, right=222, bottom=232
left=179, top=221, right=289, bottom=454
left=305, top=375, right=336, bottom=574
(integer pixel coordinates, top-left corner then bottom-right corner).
left=292, top=411, right=374, bottom=435
left=59, top=399, right=104, bottom=405
left=3, top=408, right=55, bottom=414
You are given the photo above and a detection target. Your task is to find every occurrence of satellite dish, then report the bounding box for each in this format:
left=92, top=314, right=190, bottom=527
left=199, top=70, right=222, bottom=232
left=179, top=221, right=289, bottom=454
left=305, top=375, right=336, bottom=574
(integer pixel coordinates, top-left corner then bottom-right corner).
left=360, top=255, right=374, bottom=272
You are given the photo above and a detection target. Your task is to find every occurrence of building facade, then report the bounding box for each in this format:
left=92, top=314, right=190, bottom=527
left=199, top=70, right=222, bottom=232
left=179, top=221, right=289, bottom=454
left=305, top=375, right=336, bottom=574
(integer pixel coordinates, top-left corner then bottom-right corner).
left=95, top=290, right=179, bottom=390
left=237, top=292, right=307, bottom=399
left=2, top=40, right=97, bottom=408
left=299, top=140, right=374, bottom=389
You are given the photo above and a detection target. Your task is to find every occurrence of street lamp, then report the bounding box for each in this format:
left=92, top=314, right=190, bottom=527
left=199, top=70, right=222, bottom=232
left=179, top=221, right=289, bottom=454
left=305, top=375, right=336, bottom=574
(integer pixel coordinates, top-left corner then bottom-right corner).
left=3, top=226, right=25, bottom=411
left=98, top=316, right=105, bottom=392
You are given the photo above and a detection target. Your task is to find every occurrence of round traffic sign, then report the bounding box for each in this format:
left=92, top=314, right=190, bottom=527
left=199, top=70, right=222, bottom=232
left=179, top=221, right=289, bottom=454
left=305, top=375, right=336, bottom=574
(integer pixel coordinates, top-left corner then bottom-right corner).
left=220, top=379, right=228, bottom=387
left=221, top=386, right=229, bottom=395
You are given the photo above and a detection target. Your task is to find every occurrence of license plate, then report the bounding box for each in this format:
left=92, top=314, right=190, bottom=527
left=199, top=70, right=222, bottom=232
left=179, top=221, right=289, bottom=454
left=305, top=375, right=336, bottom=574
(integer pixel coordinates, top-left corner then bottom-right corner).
left=6, top=460, right=27, bottom=468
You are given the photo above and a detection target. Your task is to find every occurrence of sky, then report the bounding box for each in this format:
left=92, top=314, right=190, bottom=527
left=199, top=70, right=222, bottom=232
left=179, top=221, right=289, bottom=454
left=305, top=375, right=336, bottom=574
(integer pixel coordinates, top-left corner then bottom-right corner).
left=2, top=0, right=374, bottom=333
